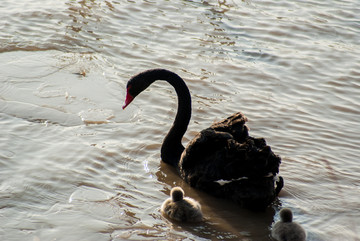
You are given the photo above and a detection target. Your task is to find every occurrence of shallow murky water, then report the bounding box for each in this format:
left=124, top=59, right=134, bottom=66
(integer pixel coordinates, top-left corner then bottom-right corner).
left=1, top=0, right=359, bottom=240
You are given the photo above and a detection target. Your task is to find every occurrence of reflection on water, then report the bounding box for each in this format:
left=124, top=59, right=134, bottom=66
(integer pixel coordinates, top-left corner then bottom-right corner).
left=1, top=0, right=360, bottom=240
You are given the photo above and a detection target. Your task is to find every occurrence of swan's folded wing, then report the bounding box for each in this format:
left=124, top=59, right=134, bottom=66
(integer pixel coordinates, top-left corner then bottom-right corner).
left=178, top=112, right=282, bottom=209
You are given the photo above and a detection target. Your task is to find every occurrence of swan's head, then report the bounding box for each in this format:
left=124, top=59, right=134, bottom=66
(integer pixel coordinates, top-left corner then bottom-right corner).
left=122, top=75, right=149, bottom=109
left=279, top=208, right=293, bottom=222
left=170, top=187, right=184, bottom=202
left=122, top=69, right=170, bottom=109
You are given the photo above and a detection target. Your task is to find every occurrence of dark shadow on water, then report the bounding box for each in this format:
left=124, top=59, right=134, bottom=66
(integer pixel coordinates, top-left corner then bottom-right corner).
left=156, top=161, right=277, bottom=241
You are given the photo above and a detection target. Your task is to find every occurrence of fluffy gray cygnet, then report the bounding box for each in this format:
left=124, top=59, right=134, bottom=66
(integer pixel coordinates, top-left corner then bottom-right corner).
left=271, top=208, right=306, bottom=241
left=161, top=187, right=203, bottom=222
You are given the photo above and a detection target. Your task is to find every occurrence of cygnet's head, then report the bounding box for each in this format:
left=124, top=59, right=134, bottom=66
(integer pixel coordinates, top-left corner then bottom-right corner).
left=170, top=187, right=184, bottom=202
left=280, top=208, right=293, bottom=222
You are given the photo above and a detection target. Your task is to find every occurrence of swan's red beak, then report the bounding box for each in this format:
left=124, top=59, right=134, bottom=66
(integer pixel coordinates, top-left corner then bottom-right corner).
left=122, top=91, right=134, bottom=109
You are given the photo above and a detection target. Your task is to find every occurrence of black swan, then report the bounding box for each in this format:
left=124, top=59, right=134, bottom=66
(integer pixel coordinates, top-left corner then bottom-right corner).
left=161, top=186, right=203, bottom=222
left=122, top=69, right=283, bottom=210
left=271, top=208, right=306, bottom=241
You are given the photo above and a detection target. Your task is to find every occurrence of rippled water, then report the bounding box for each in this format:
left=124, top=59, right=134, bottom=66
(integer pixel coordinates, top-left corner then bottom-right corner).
left=1, top=0, right=359, bottom=240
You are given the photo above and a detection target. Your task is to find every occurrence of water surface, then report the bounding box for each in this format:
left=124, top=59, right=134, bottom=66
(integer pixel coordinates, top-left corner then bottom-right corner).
left=1, top=0, right=359, bottom=240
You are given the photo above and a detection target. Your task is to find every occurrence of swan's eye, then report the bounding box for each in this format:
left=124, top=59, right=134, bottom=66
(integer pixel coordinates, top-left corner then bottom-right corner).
left=127, top=84, right=132, bottom=92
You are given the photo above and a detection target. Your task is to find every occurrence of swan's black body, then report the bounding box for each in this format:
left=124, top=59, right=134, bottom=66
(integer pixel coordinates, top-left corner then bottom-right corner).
left=123, top=69, right=283, bottom=210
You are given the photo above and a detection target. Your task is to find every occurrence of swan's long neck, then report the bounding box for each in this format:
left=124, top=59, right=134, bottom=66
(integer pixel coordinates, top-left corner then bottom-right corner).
left=128, top=69, right=191, bottom=166
left=159, top=71, right=191, bottom=166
